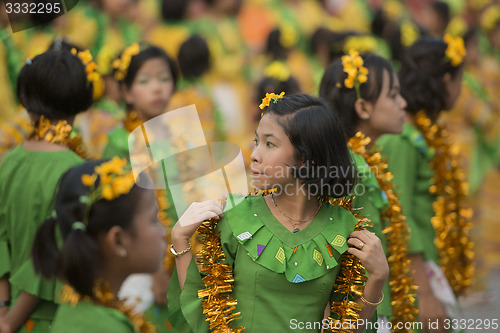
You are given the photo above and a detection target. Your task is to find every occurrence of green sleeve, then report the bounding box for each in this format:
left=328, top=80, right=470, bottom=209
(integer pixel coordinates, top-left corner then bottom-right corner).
left=377, top=135, right=425, bottom=256
left=0, top=215, right=9, bottom=278
left=167, top=218, right=237, bottom=333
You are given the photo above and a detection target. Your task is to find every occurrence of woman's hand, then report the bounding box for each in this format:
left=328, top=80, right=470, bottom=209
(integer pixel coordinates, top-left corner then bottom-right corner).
left=171, top=200, right=224, bottom=244
left=347, top=230, right=389, bottom=281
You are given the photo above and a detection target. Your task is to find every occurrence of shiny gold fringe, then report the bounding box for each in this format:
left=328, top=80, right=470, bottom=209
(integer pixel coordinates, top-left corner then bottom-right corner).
left=60, top=280, right=156, bottom=333
left=197, top=191, right=369, bottom=333
left=123, top=111, right=142, bottom=133
left=415, top=111, right=475, bottom=295
left=349, top=133, right=418, bottom=331
left=322, top=196, right=370, bottom=333
left=29, top=115, right=87, bottom=158
left=154, top=189, right=176, bottom=272
left=197, top=216, right=244, bottom=333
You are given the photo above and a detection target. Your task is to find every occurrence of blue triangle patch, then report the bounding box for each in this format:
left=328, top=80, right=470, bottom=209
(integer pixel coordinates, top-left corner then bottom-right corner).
left=292, top=274, right=306, bottom=283
left=257, top=244, right=266, bottom=256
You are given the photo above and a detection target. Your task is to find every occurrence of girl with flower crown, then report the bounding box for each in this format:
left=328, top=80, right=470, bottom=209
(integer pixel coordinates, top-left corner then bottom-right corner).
left=319, top=51, right=418, bottom=332
left=168, top=93, right=389, bottom=333
left=377, top=36, right=473, bottom=332
left=0, top=48, right=95, bottom=333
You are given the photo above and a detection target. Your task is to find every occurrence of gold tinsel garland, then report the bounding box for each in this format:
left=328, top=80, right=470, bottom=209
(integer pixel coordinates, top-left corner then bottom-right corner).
left=29, top=115, right=87, bottom=158
left=123, top=111, right=143, bottom=133
left=196, top=190, right=369, bottom=333
left=349, top=132, right=418, bottom=332
left=322, top=196, right=369, bottom=333
left=60, top=280, right=156, bottom=333
left=415, top=111, right=475, bottom=295
left=155, top=189, right=176, bottom=272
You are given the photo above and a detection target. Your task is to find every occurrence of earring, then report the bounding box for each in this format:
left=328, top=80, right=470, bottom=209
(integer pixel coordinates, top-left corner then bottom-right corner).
left=118, top=248, right=127, bottom=258
left=363, top=114, right=370, bottom=120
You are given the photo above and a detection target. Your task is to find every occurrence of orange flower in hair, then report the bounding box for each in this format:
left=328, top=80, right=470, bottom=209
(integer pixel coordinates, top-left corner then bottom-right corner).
left=444, top=34, right=466, bottom=67
left=341, top=49, right=369, bottom=99
left=259, top=92, right=285, bottom=110
left=71, top=48, right=100, bottom=83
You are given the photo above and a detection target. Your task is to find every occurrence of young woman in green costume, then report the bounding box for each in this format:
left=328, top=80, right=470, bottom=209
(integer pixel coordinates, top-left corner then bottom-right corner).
left=168, top=94, right=389, bottom=333
left=319, top=53, right=418, bottom=331
left=0, top=48, right=94, bottom=332
left=29, top=160, right=222, bottom=333
left=377, top=37, right=471, bottom=333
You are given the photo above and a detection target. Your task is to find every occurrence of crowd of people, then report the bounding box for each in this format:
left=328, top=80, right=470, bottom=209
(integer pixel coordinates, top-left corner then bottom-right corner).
left=1, top=0, right=500, bottom=332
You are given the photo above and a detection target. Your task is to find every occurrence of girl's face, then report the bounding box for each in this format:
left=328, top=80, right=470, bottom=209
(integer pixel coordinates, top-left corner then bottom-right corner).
left=443, top=67, right=463, bottom=110
left=250, top=114, right=298, bottom=191
left=124, top=190, right=166, bottom=274
left=365, top=70, right=407, bottom=135
left=124, top=57, right=175, bottom=121
left=101, top=0, right=132, bottom=19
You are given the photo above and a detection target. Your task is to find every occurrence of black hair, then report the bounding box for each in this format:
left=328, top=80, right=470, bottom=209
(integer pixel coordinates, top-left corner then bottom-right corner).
left=310, top=27, right=332, bottom=56
left=431, top=1, right=450, bottom=33
left=120, top=45, right=179, bottom=90
left=261, top=94, right=356, bottom=198
left=178, top=35, right=210, bottom=79
left=266, top=28, right=288, bottom=60
left=328, top=31, right=360, bottom=64
left=32, top=161, right=151, bottom=297
left=319, top=54, right=395, bottom=138
left=398, top=37, right=463, bottom=119
left=161, top=0, right=190, bottom=21
left=16, top=49, right=93, bottom=119
left=255, top=76, right=300, bottom=120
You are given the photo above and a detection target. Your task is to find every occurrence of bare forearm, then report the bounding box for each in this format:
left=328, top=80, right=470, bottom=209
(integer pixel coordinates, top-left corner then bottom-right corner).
left=0, top=277, right=10, bottom=303
left=353, top=273, right=387, bottom=333
left=410, top=253, right=434, bottom=297
left=2, top=291, right=40, bottom=332
left=172, top=237, right=195, bottom=290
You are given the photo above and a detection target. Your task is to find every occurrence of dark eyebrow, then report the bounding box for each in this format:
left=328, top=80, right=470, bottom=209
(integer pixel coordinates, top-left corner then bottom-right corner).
left=255, top=130, right=278, bottom=139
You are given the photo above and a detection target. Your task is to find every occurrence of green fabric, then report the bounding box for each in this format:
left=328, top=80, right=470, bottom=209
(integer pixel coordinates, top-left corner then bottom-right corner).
left=103, top=127, right=130, bottom=159
left=52, top=300, right=135, bottom=333
left=0, top=146, right=83, bottom=324
left=144, top=304, right=174, bottom=332
left=377, top=123, right=439, bottom=262
left=350, top=152, right=392, bottom=317
left=167, top=194, right=374, bottom=333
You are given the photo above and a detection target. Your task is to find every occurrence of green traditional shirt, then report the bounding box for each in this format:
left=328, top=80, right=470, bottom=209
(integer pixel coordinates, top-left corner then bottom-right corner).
left=168, top=194, right=375, bottom=333
left=0, top=145, right=83, bottom=331
left=377, top=123, right=439, bottom=262
left=52, top=301, right=136, bottom=333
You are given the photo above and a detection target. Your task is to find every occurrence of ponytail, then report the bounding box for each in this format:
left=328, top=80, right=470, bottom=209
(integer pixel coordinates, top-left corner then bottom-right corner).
left=31, top=217, right=61, bottom=279
left=59, top=230, right=100, bottom=296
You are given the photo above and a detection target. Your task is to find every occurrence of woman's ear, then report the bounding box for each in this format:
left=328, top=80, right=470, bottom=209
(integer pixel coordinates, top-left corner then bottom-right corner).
left=354, top=98, right=374, bottom=120
left=103, top=225, right=132, bottom=259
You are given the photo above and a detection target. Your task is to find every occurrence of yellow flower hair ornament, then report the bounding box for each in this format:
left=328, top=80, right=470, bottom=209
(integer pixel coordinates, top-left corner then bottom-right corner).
left=444, top=34, right=466, bottom=67
left=80, top=157, right=136, bottom=226
left=265, top=61, right=291, bottom=82
left=259, top=92, right=285, bottom=110
left=112, top=43, right=141, bottom=81
left=71, top=48, right=100, bottom=84
left=340, top=49, right=369, bottom=99
left=480, top=5, right=500, bottom=32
